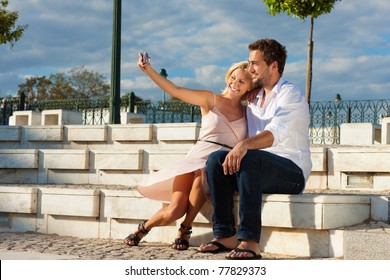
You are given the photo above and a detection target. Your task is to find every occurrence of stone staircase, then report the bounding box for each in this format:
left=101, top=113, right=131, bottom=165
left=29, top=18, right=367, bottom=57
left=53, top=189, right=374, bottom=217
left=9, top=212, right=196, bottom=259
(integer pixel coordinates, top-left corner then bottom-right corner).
left=0, top=110, right=389, bottom=259
left=1, top=183, right=389, bottom=259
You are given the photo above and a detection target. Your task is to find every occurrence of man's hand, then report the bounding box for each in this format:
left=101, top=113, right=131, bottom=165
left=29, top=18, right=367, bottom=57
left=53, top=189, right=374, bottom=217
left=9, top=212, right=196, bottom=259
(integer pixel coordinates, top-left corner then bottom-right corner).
left=222, top=141, right=248, bottom=175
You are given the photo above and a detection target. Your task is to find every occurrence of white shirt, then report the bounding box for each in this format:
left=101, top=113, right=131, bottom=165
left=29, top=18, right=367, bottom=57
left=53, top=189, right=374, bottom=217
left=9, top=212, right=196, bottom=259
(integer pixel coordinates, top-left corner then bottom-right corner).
left=246, top=78, right=312, bottom=182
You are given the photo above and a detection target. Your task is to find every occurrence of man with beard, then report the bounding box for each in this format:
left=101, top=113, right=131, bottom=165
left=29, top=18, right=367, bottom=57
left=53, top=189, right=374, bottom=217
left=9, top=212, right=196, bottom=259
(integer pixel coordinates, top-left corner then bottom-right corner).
left=198, top=38, right=312, bottom=260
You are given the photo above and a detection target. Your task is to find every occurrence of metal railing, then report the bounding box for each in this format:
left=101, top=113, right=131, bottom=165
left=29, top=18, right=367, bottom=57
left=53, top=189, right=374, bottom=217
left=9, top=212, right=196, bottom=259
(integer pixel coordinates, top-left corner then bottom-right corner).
left=1, top=95, right=389, bottom=145
left=309, top=99, right=390, bottom=144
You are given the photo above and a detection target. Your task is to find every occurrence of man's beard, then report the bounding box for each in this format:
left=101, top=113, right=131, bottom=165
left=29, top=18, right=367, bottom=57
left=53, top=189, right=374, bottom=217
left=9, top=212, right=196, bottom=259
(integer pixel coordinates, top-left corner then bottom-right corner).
left=252, top=77, right=263, bottom=89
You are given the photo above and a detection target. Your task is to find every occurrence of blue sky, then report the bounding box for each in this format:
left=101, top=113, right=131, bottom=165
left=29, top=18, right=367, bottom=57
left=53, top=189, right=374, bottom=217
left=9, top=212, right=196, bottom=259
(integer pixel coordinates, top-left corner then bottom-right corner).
left=1, top=0, right=389, bottom=102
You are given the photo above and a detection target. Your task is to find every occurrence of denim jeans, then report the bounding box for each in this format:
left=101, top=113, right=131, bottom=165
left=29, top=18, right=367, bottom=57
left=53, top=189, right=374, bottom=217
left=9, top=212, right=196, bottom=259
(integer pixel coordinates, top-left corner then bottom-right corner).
left=206, top=149, right=305, bottom=242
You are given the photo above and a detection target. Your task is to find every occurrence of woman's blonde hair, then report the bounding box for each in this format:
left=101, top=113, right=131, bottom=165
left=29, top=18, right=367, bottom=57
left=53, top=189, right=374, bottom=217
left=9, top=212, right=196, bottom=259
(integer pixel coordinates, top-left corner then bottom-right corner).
left=225, top=61, right=249, bottom=84
left=222, top=61, right=252, bottom=99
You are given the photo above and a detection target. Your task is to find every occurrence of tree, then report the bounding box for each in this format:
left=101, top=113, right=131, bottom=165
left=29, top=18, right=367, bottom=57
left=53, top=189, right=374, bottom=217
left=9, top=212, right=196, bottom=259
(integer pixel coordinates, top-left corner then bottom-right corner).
left=0, top=0, right=28, bottom=47
left=68, top=66, right=110, bottom=99
left=18, top=66, right=110, bottom=102
left=262, top=0, right=340, bottom=104
left=18, top=76, right=51, bottom=102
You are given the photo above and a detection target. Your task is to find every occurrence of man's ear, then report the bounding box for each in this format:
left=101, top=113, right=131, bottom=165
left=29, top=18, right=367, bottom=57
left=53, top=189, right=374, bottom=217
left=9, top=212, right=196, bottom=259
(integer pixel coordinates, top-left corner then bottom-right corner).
left=270, top=61, right=278, bottom=73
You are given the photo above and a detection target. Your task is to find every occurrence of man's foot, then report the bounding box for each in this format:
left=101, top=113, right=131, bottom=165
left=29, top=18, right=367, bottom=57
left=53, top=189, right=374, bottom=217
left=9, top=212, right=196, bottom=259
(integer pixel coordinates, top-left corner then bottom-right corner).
left=225, top=240, right=261, bottom=259
left=198, top=236, right=238, bottom=253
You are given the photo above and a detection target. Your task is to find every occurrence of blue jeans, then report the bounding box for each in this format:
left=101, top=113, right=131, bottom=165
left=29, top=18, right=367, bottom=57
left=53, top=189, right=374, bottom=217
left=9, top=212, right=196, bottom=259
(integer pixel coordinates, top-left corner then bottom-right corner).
left=206, top=149, right=305, bottom=242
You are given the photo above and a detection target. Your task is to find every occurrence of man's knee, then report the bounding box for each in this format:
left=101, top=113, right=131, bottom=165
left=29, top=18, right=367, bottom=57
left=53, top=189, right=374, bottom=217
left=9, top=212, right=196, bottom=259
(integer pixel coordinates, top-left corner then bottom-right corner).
left=207, top=150, right=227, bottom=167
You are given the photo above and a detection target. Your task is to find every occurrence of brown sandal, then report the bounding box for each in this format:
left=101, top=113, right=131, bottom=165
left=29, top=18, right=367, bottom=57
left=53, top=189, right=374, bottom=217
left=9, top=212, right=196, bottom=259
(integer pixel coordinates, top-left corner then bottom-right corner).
left=172, top=223, right=192, bottom=251
left=124, top=220, right=150, bottom=246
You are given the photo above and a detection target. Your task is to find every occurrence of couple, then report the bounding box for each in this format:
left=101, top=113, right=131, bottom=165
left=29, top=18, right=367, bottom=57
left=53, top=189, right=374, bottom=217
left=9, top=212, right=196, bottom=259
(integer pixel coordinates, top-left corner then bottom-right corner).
left=124, top=38, right=312, bottom=260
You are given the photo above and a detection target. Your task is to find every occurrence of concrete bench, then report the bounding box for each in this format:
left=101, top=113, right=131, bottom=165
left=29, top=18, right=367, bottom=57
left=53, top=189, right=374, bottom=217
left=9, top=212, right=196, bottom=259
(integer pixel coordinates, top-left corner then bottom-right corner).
left=340, top=123, right=381, bottom=145
left=0, top=126, right=21, bottom=142
left=120, top=112, right=146, bottom=124
left=381, top=117, right=390, bottom=144
left=8, top=111, right=41, bottom=126
left=101, top=188, right=377, bottom=257
left=41, top=109, right=82, bottom=125
left=328, top=146, right=390, bottom=190
left=0, top=184, right=387, bottom=257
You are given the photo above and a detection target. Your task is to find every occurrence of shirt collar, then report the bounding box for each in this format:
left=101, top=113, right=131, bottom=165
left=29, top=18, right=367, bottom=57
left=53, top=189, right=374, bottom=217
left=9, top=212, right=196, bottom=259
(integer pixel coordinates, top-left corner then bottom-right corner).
left=272, top=78, right=286, bottom=94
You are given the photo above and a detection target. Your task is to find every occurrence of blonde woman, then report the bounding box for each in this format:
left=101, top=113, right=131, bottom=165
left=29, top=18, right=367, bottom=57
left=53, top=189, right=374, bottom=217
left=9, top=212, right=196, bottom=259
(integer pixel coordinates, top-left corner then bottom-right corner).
left=124, top=53, right=254, bottom=251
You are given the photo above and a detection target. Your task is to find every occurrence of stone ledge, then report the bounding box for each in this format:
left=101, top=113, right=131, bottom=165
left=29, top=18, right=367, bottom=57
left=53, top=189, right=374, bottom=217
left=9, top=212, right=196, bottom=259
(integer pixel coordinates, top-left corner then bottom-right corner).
left=0, top=149, right=38, bottom=168
left=0, top=186, right=38, bottom=213
left=40, top=188, right=100, bottom=217
left=0, top=184, right=388, bottom=258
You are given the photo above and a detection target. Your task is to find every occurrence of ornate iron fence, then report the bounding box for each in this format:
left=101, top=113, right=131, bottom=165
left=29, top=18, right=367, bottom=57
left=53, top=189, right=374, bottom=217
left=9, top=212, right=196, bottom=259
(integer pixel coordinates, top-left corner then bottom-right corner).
left=1, top=95, right=389, bottom=145
left=309, top=100, right=390, bottom=144
left=135, top=100, right=201, bottom=123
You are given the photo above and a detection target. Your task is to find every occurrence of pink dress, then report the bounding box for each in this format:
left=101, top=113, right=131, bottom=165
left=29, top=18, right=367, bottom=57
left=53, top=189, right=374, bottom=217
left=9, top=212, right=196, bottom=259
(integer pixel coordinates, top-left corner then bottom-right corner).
left=137, top=106, right=247, bottom=202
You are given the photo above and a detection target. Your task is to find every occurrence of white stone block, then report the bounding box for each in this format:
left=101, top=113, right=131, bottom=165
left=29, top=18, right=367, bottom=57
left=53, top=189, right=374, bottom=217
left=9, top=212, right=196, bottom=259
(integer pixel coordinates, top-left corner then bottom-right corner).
left=329, top=230, right=345, bottom=258
left=46, top=170, right=90, bottom=185
left=310, top=146, right=327, bottom=172
left=9, top=111, right=41, bottom=126
left=110, top=124, right=153, bottom=141
left=335, top=146, right=390, bottom=172
left=120, top=112, right=146, bottom=124
left=46, top=215, right=99, bottom=238
left=67, top=125, right=107, bottom=142
left=0, top=126, right=21, bottom=141
left=0, top=186, right=38, bottom=213
left=1, top=214, right=38, bottom=233
left=42, top=149, right=89, bottom=169
left=381, top=117, right=390, bottom=144
left=261, top=201, right=322, bottom=229
left=322, top=204, right=370, bottom=229
left=0, top=149, right=38, bottom=168
left=41, top=109, right=83, bottom=125
left=94, top=150, right=143, bottom=170
left=24, top=125, right=63, bottom=141
left=102, top=189, right=164, bottom=219
left=95, top=171, right=142, bottom=186
left=371, top=196, right=389, bottom=222
left=260, top=227, right=330, bottom=257
left=41, top=188, right=100, bottom=217
left=340, top=123, right=381, bottom=145
left=261, top=194, right=370, bottom=229
left=156, top=123, right=200, bottom=141
left=148, top=150, right=188, bottom=171
left=329, top=146, right=390, bottom=190
left=306, top=146, right=327, bottom=190
left=305, top=174, right=327, bottom=190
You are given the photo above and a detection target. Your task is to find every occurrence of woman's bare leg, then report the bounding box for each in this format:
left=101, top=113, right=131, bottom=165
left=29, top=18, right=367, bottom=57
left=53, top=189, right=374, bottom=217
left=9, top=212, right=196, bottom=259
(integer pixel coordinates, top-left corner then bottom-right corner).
left=124, top=172, right=194, bottom=245
left=172, top=171, right=206, bottom=250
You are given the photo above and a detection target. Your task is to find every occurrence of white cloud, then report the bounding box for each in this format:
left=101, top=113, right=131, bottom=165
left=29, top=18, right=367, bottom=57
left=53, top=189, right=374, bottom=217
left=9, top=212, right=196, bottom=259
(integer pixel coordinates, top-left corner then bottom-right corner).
left=1, top=0, right=389, bottom=103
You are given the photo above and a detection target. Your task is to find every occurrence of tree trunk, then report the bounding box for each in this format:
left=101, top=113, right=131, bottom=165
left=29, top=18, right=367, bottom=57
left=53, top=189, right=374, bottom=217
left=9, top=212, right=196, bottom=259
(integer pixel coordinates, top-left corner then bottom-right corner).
left=305, top=17, right=314, bottom=104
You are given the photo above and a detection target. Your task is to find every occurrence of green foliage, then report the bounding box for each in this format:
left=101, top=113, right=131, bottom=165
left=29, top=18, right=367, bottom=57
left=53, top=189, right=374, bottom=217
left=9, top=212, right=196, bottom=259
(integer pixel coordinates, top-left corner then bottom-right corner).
left=18, top=66, right=111, bottom=102
left=0, top=0, right=28, bottom=47
left=263, top=0, right=339, bottom=20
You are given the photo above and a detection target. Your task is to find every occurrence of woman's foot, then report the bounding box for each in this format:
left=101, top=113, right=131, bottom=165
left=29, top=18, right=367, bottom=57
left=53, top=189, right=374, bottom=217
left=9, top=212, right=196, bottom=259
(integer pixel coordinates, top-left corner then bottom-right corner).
left=172, top=223, right=192, bottom=250
left=198, top=236, right=238, bottom=253
left=124, top=220, right=150, bottom=246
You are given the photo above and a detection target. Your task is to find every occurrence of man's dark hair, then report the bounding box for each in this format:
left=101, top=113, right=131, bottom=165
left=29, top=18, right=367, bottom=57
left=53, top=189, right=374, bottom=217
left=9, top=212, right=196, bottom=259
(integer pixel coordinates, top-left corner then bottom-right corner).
left=248, top=39, right=287, bottom=76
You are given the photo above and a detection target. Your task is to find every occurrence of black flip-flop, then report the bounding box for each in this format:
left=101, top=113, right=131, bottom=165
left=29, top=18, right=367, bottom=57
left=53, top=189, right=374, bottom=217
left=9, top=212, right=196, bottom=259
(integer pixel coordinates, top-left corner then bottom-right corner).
left=225, top=247, right=262, bottom=260
left=198, top=241, right=234, bottom=254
